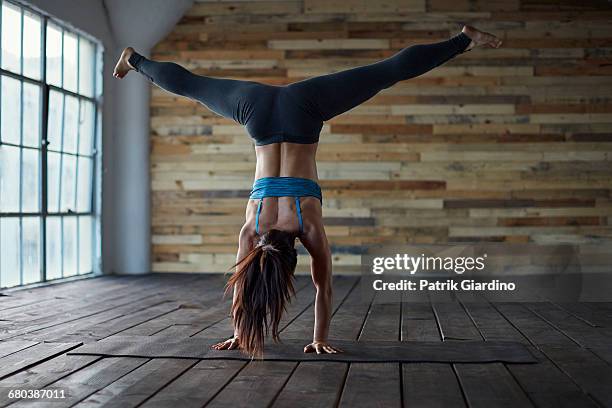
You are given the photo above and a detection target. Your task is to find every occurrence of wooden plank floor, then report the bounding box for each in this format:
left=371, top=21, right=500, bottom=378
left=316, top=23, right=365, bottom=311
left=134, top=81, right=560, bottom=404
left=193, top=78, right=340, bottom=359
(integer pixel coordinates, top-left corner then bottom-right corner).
left=1, top=274, right=611, bottom=407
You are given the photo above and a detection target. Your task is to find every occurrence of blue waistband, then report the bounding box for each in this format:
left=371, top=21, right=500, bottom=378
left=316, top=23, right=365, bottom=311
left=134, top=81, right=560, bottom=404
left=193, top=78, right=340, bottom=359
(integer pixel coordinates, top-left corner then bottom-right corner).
left=250, top=177, right=322, bottom=202
left=250, top=177, right=322, bottom=235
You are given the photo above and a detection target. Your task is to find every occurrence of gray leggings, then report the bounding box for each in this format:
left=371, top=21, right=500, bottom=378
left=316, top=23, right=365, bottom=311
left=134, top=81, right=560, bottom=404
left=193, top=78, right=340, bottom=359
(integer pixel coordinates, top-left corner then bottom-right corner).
left=129, top=31, right=471, bottom=145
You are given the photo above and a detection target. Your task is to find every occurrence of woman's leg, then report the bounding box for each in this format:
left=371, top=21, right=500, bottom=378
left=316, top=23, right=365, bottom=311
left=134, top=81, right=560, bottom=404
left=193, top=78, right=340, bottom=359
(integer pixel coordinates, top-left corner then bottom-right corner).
left=286, top=31, right=472, bottom=122
left=127, top=51, right=258, bottom=125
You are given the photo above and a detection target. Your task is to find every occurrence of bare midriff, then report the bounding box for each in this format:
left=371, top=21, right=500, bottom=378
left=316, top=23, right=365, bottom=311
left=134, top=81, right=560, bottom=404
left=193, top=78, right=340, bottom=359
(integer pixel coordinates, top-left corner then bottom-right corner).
left=246, top=142, right=321, bottom=235
left=254, top=142, right=319, bottom=181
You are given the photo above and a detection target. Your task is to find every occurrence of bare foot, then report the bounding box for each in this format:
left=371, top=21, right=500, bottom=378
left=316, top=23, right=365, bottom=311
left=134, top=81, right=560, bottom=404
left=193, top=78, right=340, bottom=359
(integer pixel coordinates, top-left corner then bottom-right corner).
left=461, top=25, right=503, bottom=52
left=113, top=47, right=136, bottom=79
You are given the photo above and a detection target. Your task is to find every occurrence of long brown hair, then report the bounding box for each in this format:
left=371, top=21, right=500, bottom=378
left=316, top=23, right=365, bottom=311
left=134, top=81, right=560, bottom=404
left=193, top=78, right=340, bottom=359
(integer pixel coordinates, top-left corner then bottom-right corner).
left=226, top=229, right=297, bottom=357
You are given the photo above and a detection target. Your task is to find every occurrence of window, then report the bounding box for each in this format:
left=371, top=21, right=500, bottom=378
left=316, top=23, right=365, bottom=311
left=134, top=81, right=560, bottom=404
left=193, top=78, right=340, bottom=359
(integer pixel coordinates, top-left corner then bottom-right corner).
left=0, top=1, right=102, bottom=288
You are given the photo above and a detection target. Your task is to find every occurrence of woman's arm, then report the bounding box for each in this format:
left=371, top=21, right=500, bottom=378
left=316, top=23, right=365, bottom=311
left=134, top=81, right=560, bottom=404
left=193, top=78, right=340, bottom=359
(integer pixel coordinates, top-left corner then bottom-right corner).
left=212, top=221, right=255, bottom=350
left=309, top=228, right=333, bottom=342
left=300, top=217, right=342, bottom=353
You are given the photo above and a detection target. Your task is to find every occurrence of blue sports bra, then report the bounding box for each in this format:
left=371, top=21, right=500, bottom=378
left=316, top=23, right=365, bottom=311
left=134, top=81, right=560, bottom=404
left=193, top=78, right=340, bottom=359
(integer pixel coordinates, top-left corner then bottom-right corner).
left=249, top=177, right=322, bottom=234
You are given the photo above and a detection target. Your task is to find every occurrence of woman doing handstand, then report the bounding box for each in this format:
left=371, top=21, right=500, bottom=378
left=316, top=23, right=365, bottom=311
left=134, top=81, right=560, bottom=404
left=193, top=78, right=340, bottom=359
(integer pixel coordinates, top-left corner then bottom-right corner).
left=114, top=25, right=502, bottom=357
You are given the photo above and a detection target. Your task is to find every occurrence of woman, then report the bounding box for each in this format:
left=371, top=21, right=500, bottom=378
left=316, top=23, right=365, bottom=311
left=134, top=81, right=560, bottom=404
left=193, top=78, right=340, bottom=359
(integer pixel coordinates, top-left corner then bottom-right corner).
left=114, top=25, right=502, bottom=356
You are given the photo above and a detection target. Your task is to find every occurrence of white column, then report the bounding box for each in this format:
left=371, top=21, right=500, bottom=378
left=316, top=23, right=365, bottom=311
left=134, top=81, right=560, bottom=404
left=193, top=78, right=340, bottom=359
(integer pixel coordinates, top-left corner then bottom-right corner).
left=111, top=72, right=152, bottom=274
left=105, top=0, right=193, bottom=274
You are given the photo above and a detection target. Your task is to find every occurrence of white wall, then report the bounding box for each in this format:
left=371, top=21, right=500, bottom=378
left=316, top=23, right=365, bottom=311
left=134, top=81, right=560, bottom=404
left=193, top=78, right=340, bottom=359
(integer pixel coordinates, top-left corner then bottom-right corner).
left=24, top=0, right=192, bottom=274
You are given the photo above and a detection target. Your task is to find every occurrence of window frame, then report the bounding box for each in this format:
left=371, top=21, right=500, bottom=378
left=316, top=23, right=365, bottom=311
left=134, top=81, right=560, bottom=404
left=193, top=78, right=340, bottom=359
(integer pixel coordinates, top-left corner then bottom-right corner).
left=0, top=0, right=102, bottom=288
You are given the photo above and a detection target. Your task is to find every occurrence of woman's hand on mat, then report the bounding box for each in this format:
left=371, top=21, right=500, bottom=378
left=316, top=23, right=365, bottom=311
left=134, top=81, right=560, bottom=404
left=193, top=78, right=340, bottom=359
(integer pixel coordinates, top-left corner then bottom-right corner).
left=304, top=341, right=343, bottom=354
left=211, top=336, right=240, bottom=350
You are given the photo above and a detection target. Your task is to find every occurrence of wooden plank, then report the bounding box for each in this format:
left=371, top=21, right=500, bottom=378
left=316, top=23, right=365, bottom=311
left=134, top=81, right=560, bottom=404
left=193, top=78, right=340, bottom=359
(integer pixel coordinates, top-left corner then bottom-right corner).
left=305, top=0, right=425, bottom=13
left=75, top=358, right=197, bottom=407
left=540, top=345, right=612, bottom=407
left=401, top=300, right=465, bottom=407
left=49, top=302, right=183, bottom=343
left=206, top=361, right=297, bottom=408
left=137, top=273, right=278, bottom=407
left=140, top=361, right=246, bottom=408
left=190, top=275, right=313, bottom=340
left=338, top=363, right=401, bottom=408
left=117, top=282, right=229, bottom=337
left=4, top=288, right=163, bottom=332
left=190, top=318, right=235, bottom=340
left=0, top=275, right=131, bottom=301
left=328, top=281, right=374, bottom=340
left=339, top=294, right=402, bottom=407
left=466, top=300, right=593, bottom=407
left=274, top=279, right=317, bottom=333
left=272, top=362, right=347, bottom=407
left=508, top=346, right=599, bottom=408
left=431, top=301, right=482, bottom=341
left=525, top=302, right=611, bottom=348
left=552, top=302, right=612, bottom=327
left=0, top=283, right=148, bottom=324
left=460, top=300, right=528, bottom=343
left=0, top=355, right=99, bottom=406
left=281, top=276, right=357, bottom=339
left=0, top=274, right=193, bottom=318
left=0, top=342, right=82, bottom=379
left=21, top=295, right=181, bottom=342
left=1, top=275, right=209, bottom=340
left=189, top=277, right=316, bottom=407
left=7, top=357, right=148, bottom=407
left=402, top=364, right=466, bottom=408
left=149, top=324, right=198, bottom=338
left=455, top=363, right=534, bottom=408
left=491, top=303, right=575, bottom=346
left=360, top=301, right=401, bottom=341
left=269, top=38, right=390, bottom=51
left=264, top=277, right=355, bottom=407
left=0, top=340, right=39, bottom=358
left=186, top=1, right=302, bottom=16
left=0, top=278, right=127, bottom=314
left=401, top=302, right=440, bottom=342
left=436, top=300, right=533, bottom=407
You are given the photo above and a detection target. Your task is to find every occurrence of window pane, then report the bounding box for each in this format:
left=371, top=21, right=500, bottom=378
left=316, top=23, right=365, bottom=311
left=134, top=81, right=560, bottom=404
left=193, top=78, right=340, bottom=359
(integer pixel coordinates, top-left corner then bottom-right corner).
left=63, top=32, right=77, bottom=92
left=46, top=23, right=62, bottom=87
left=21, top=148, right=40, bottom=212
left=47, top=151, right=60, bottom=212
left=63, top=95, right=78, bottom=153
left=46, top=216, right=61, bottom=279
left=78, top=216, right=93, bottom=274
left=22, top=83, right=41, bottom=148
left=47, top=90, right=63, bottom=150
left=60, top=154, right=76, bottom=211
left=1, top=76, right=22, bottom=144
left=76, top=157, right=92, bottom=212
left=1, top=3, right=22, bottom=74
left=0, top=3, right=99, bottom=287
left=79, top=39, right=94, bottom=97
left=23, top=12, right=41, bottom=79
left=0, top=4, right=99, bottom=287
left=0, top=144, right=21, bottom=212
left=78, top=100, right=94, bottom=155
left=0, top=218, right=21, bottom=287
left=22, top=217, right=40, bottom=284
left=63, top=216, right=77, bottom=277
left=95, top=48, right=102, bottom=98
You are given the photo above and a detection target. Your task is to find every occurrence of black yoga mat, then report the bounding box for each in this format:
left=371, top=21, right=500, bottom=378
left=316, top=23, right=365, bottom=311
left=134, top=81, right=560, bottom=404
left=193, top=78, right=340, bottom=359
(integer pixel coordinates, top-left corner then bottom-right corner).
left=68, top=335, right=536, bottom=363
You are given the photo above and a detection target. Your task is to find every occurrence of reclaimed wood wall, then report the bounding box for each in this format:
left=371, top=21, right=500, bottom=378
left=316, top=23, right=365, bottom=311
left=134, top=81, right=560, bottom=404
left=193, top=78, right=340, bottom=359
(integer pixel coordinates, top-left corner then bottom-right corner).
left=150, top=0, right=612, bottom=274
